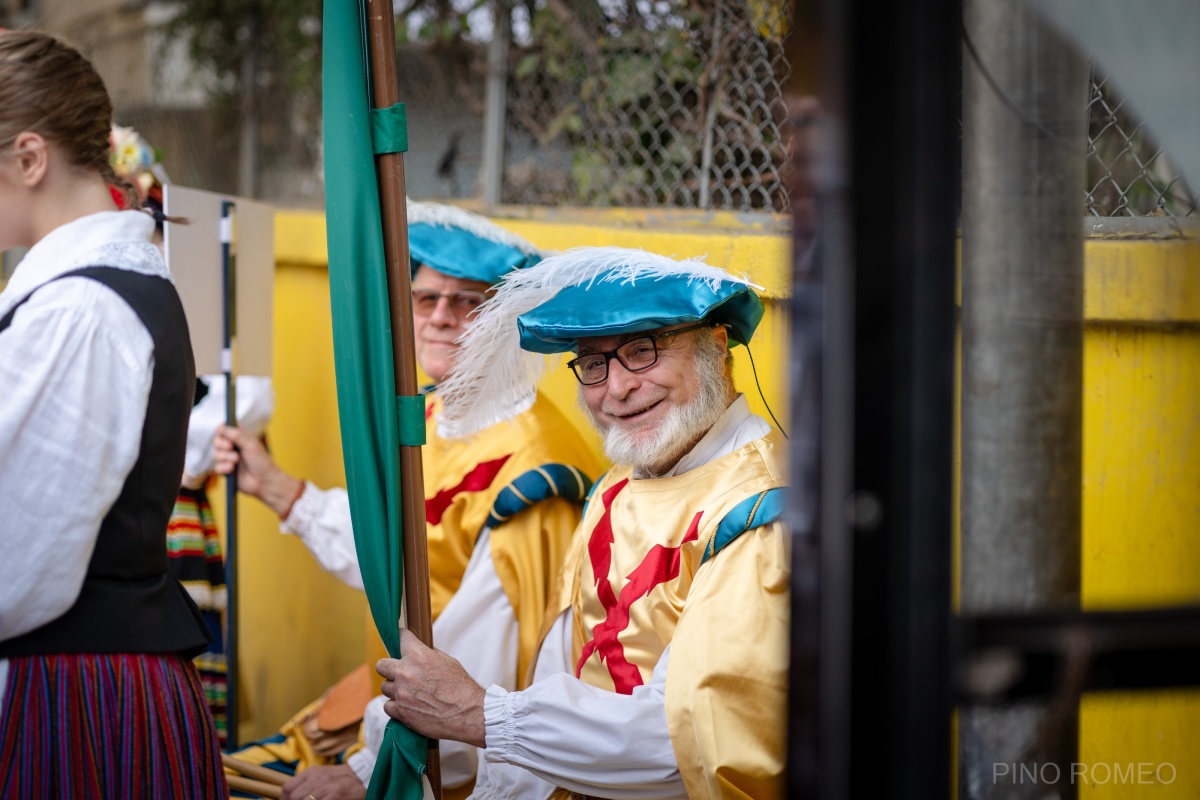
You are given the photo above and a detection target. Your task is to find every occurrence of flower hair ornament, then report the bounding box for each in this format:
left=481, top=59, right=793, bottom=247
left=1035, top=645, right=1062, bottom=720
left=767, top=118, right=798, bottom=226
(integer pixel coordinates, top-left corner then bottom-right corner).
left=108, top=124, right=170, bottom=216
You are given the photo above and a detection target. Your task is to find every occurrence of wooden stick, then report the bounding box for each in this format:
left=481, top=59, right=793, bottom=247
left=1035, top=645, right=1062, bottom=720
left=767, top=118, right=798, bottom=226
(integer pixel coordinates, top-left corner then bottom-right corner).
left=363, top=0, right=440, bottom=796
left=225, top=773, right=283, bottom=799
left=221, top=753, right=289, bottom=787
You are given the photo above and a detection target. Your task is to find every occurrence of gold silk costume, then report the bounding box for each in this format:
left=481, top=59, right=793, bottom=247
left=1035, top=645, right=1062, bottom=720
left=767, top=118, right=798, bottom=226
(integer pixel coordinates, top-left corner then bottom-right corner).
left=421, top=388, right=601, bottom=684
left=545, top=430, right=788, bottom=800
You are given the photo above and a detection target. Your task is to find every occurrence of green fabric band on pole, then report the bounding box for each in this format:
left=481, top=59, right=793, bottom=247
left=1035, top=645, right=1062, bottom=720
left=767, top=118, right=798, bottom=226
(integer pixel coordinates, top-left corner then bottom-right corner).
left=371, top=103, right=409, bottom=154
left=397, top=395, right=427, bottom=446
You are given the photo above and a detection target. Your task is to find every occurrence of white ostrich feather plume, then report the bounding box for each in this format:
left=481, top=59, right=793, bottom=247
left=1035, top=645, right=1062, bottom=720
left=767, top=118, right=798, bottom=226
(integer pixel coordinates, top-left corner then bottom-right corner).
left=435, top=246, right=761, bottom=439
left=407, top=200, right=541, bottom=256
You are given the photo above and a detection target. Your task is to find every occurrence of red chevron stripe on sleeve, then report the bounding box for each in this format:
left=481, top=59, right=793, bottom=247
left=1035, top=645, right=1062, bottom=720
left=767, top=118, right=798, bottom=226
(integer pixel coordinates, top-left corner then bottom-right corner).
left=424, top=454, right=512, bottom=525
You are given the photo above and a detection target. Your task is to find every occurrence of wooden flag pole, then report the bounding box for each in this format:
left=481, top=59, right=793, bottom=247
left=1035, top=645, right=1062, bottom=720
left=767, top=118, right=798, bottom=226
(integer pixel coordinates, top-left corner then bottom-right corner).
left=363, top=0, right=441, bottom=795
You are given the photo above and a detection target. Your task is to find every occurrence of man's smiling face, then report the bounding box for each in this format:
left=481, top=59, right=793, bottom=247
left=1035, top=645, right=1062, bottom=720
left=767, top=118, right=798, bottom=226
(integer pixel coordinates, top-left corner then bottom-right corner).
left=577, top=323, right=732, bottom=475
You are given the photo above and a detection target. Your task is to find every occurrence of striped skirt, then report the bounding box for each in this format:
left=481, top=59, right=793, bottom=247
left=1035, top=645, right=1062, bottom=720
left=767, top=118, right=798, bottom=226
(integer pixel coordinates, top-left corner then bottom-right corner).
left=0, top=652, right=229, bottom=799
left=168, top=486, right=229, bottom=746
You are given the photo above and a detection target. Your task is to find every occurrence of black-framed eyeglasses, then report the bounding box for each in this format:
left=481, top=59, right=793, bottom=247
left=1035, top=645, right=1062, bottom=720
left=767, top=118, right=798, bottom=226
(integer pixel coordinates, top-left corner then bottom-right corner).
left=567, top=322, right=713, bottom=386
left=411, top=288, right=488, bottom=316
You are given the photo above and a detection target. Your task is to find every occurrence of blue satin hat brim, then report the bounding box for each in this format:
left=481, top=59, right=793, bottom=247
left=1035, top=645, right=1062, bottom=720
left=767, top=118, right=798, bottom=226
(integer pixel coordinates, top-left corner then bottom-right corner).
left=409, top=223, right=541, bottom=285
left=516, top=275, right=765, bottom=354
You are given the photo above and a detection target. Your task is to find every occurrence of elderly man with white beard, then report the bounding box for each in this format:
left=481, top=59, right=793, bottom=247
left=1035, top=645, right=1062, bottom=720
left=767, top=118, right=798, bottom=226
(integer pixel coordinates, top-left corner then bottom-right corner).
left=376, top=247, right=789, bottom=800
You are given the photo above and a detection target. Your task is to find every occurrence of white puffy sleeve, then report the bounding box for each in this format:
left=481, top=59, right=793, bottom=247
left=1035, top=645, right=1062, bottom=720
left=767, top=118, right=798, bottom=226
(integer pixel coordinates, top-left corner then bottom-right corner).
left=280, top=483, right=364, bottom=590
left=472, top=611, right=685, bottom=800
left=183, top=374, right=275, bottom=487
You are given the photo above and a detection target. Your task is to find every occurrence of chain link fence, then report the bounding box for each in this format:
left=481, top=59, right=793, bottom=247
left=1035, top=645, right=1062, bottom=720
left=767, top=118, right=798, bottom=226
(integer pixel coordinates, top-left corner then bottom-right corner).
left=50, top=1, right=799, bottom=214
left=24, top=3, right=1198, bottom=218
left=1086, top=66, right=1197, bottom=217
left=502, top=0, right=794, bottom=211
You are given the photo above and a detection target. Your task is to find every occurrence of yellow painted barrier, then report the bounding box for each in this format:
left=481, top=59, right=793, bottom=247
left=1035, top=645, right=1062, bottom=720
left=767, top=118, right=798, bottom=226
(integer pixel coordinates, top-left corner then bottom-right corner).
left=208, top=259, right=370, bottom=741
left=1079, top=232, right=1200, bottom=799
left=954, top=229, right=1200, bottom=798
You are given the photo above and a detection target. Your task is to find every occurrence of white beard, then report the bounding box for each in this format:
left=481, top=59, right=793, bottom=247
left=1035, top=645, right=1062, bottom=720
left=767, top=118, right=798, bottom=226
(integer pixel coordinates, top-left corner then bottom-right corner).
left=590, top=337, right=731, bottom=477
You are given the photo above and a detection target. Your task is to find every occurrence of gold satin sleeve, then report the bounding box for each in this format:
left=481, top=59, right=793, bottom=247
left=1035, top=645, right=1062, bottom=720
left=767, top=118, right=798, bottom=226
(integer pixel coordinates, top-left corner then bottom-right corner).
left=665, top=521, right=789, bottom=799
left=488, top=496, right=583, bottom=689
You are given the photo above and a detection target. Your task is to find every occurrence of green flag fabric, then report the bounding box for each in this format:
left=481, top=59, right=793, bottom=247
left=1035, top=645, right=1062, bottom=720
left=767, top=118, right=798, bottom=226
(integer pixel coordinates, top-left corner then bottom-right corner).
left=321, top=1, right=427, bottom=797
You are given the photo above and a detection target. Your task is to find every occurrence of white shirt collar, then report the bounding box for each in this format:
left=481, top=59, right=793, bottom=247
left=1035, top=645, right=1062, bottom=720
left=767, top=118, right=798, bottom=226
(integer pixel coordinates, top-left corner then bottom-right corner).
left=0, top=211, right=168, bottom=314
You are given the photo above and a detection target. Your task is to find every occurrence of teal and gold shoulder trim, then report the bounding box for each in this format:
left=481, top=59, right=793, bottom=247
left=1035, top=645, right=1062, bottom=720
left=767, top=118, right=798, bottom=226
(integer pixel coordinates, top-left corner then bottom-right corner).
left=486, top=463, right=594, bottom=529
left=578, top=470, right=608, bottom=521
left=701, top=487, right=787, bottom=564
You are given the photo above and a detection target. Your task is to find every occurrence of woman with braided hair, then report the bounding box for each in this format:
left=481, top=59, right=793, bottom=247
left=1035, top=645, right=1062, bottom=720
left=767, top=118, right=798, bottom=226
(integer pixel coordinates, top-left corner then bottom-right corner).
left=0, top=30, right=227, bottom=797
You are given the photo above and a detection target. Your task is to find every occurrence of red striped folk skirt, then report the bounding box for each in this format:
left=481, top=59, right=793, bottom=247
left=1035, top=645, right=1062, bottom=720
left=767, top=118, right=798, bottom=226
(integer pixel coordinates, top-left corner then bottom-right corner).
left=0, top=652, right=229, bottom=799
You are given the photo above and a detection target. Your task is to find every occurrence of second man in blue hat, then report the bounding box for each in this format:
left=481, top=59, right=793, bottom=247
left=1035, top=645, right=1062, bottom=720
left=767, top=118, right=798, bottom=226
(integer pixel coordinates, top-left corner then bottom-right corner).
left=215, top=203, right=601, bottom=799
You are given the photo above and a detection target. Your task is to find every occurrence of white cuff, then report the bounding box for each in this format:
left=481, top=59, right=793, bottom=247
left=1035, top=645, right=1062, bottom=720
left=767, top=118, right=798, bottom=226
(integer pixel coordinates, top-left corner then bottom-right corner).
left=280, top=480, right=320, bottom=535
left=347, top=748, right=376, bottom=787
left=180, top=470, right=208, bottom=490
left=482, top=684, right=519, bottom=761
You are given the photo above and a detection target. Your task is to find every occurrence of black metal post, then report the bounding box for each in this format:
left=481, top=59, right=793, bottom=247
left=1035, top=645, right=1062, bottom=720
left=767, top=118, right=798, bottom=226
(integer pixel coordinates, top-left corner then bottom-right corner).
left=786, top=0, right=959, bottom=796
left=845, top=0, right=959, bottom=795
left=221, top=200, right=240, bottom=750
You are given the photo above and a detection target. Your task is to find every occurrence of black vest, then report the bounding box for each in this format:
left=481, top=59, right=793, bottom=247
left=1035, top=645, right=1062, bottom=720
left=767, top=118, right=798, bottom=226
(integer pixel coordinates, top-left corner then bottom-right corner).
left=0, top=266, right=211, bottom=658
